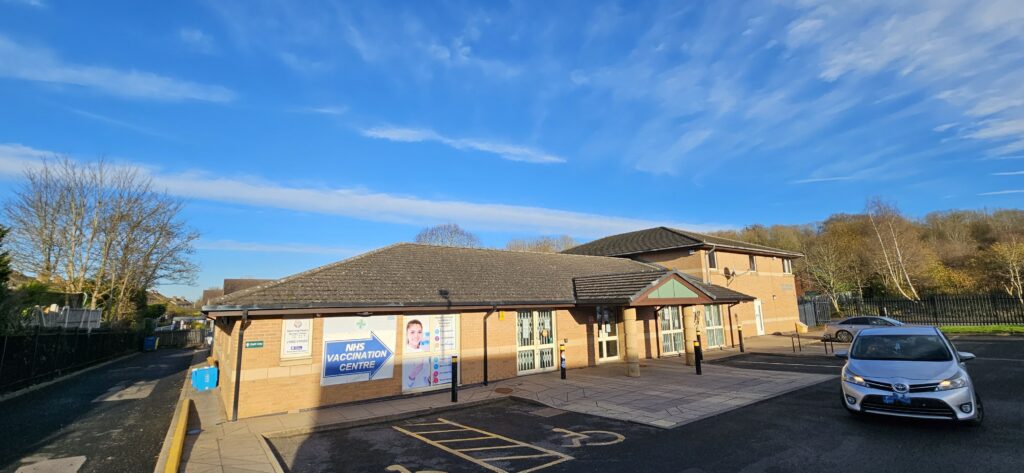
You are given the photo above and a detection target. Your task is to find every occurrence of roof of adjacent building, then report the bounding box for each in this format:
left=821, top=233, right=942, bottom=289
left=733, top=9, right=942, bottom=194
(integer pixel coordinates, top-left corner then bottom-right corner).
left=573, top=270, right=755, bottom=304
left=205, top=243, right=752, bottom=311
left=562, top=226, right=803, bottom=258
left=223, top=278, right=275, bottom=295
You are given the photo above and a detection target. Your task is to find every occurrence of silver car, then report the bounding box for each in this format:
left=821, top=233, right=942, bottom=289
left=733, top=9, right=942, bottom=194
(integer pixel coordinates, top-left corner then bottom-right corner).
left=824, top=316, right=903, bottom=342
left=836, top=326, right=982, bottom=424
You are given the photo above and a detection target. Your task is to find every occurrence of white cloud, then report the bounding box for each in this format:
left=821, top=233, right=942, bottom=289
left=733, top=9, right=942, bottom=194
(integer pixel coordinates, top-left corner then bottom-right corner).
left=178, top=28, right=217, bottom=54
left=0, top=35, right=235, bottom=102
left=68, top=109, right=172, bottom=139
left=2, top=0, right=46, bottom=8
left=295, top=106, right=347, bottom=116
left=790, top=176, right=856, bottom=184
left=978, top=189, right=1024, bottom=196
left=360, top=126, right=566, bottom=164
left=0, top=143, right=724, bottom=238
left=195, top=240, right=360, bottom=256
left=992, top=171, right=1024, bottom=176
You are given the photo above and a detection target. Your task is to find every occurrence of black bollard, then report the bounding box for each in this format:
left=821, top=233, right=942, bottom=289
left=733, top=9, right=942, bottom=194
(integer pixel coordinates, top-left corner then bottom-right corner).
left=738, top=325, right=745, bottom=353
left=559, top=343, right=566, bottom=380
left=693, top=339, right=703, bottom=375
left=451, top=355, right=458, bottom=403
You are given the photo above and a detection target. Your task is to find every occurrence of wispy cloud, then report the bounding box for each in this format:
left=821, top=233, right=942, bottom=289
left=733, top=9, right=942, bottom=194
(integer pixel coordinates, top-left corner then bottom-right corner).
left=978, top=189, right=1024, bottom=196
left=0, top=144, right=724, bottom=238
left=993, top=171, right=1024, bottom=176
left=195, top=239, right=360, bottom=256
left=2, top=0, right=46, bottom=8
left=0, top=35, right=235, bottom=102
left=790, top=176, right=856, bottom=184
left=178, top=28, right=217, bottom=54
left=295, top=106, right=347, bottom=116
left=68, top=109, right=173, bottom=139
left=360, top=126, right=566, bottom=164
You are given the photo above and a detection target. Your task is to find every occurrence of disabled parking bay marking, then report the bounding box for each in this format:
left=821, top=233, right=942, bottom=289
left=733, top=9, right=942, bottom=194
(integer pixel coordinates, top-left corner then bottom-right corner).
left=92, top=380, right=157, bottom=402
left=551, top=428, right=624, bottom=448
left=393, top=418, right=574, bottom=473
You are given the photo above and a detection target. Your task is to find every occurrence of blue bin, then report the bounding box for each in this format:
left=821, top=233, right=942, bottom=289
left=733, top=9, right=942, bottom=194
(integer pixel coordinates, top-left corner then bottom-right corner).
left=191, top=366, right=219, bottom=392
left=143, top=336, right=159, bottom=352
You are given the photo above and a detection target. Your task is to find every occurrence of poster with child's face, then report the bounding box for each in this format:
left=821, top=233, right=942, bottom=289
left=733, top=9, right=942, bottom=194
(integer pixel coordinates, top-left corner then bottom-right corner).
left=403, top=317, right=430, bottom=353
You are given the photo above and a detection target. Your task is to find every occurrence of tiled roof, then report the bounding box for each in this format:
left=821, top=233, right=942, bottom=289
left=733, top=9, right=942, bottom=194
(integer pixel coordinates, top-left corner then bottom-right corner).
left=562, top=227, right=803, bottom=258
left=207, top=243, right=664, bottom=310
left=573, top=270, right=755, bottom=304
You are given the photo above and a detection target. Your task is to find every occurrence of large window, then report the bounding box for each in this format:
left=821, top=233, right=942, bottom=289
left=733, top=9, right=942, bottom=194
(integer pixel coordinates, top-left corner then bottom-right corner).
left=703, top=305, right=725, bottom=348
left=748, top=255, right=757, bottom=271
left=707, top=249, right=717, bottom=269
left=782, top=258, right=793, bottom=274
left=658, top=306, right=684, bottom=354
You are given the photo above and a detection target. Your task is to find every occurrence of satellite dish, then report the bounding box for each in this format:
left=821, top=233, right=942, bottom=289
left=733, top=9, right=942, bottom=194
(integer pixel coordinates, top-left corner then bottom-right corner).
left=724, top=267, right=734, bottom=278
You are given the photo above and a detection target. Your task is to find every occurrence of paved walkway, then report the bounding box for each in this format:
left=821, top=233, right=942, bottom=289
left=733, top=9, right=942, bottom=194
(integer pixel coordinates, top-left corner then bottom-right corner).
left=178, top=352, right=830, bottom=472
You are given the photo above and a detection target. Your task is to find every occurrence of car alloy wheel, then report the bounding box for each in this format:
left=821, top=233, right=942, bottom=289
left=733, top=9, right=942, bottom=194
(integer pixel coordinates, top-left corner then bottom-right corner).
left=836, top=330, right=853, bottom=343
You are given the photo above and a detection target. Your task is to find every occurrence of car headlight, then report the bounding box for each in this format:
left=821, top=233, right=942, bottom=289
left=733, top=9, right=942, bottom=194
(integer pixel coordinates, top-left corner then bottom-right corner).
left=842, top=369, right=868, bottom=387
left=936, top=372, right=968, bottom=391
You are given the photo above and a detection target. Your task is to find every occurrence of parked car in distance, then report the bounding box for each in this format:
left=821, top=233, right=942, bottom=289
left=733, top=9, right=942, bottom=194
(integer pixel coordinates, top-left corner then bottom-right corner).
left=836, top=326, right=981, bottom=424
left=824, top=316, right=904, bottom=342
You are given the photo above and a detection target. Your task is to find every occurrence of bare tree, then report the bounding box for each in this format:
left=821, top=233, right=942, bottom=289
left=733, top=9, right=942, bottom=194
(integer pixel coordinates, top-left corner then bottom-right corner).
left=5, top=157, right=198, bottom=322
left=989, top=239, right=1024, bottom=304
left=866, top=199, right=933, bottom=301
left=506, top=235, right=576, bottom=253
left=414, top=223, right=481, bottom=248
left=801, top=228, right=858, bottom=312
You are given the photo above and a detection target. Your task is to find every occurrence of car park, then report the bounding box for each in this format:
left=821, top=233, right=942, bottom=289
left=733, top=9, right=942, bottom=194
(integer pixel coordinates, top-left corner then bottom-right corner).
left=823, top=316, right=904, bottom=342
left=835, top=326, right=982, bottom=424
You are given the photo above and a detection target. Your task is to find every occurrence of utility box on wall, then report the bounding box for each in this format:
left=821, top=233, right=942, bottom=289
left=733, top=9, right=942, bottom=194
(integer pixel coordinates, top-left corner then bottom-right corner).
left=191, top=366, right=219, bottom=392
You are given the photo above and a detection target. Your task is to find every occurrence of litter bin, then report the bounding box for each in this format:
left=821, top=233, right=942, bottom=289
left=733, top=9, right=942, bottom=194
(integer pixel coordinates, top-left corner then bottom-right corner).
left=191, top=366, right=219, bottom=392
left=143, top=336, right=159, bottom=352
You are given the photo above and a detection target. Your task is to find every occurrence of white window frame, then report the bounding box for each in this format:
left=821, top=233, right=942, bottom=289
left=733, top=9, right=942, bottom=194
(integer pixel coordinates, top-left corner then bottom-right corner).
left=658, top=306, right=685, bottom=355
left=707, top=249, right=717, bottom=269
left=748, top=255, right=757, bottom=272
left=783, top=258, right=793, bottom=274
left=516, top=310, right=558, bottom=375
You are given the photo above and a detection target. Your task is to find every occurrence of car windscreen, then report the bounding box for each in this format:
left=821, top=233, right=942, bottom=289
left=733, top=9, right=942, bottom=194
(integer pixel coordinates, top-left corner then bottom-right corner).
left=850, top=335, right=952, bottom=361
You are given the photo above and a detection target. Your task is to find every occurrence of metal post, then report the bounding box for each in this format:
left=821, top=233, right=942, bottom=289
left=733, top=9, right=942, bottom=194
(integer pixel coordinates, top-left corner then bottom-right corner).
left=791, top=334, right=796, bottom=353
left=559, top=343, right=566, bottom=380
left=451, top=355, right=459, bottom=403
left=737, top=325, right=745, bottom=353
left=795, top=323, right=802, bottom=352
left=231, top=310, right=248, bottom=422
left=693, top=338, right=702, bottom=375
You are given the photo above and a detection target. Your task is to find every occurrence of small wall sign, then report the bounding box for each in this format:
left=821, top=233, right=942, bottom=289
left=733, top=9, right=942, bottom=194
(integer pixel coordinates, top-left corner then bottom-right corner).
left=245, top=340, right=264, bottom=349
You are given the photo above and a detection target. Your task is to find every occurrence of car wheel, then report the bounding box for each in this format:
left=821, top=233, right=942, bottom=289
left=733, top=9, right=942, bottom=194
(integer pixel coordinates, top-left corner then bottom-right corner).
left=965, top=394, right=984, bottom=426
left=836, top=330, right=853, bottom=343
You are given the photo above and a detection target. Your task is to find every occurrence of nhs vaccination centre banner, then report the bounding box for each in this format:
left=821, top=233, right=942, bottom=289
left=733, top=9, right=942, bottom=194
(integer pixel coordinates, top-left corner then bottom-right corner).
left=321, top=316, right=397, bottom=387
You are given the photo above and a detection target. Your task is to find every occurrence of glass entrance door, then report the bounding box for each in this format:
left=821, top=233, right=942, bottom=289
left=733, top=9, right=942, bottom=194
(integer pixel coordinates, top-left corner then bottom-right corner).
left=659, top=306, right=685, bottom=354
left=703, top=305, right=725, bottom=348
left=516, top=310, right=556, bottom=374
left=596, top=309, right=620, bottom=361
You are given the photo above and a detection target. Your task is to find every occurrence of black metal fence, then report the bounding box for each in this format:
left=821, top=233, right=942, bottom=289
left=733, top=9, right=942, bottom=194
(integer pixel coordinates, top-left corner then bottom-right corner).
left=0, top=329, right=143, bottom=394
left=154, top=329, right=207, bottom=349
left=799, top=295, right=1024, bottom=326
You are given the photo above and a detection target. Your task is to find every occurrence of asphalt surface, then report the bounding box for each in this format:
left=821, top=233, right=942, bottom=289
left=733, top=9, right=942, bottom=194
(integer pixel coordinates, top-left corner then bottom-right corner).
left=0, top=349, right=195, bottom=473
left=270, top=336, right=1023, bottom=473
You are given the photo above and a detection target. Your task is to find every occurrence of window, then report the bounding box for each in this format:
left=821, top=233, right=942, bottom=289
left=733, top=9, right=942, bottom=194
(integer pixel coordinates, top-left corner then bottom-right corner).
left=707, top=249, right=717, bottom=269
left=782, top=258, right=793, bottom=274
left=748, top=255, right=757, bottom=271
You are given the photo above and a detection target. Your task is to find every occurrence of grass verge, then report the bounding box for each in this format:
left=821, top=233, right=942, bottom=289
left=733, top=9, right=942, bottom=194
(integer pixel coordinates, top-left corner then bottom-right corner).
left=940, top=325, right=1024, bottom=335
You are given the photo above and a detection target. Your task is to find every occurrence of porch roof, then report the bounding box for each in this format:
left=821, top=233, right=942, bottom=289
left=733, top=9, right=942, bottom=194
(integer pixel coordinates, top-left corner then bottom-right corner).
left=573, top=270, right=755, bottom=305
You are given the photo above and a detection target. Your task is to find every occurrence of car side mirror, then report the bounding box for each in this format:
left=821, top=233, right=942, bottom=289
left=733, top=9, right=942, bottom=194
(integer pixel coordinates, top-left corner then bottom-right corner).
left=958, top=352, right=976, bottom=362
left=834, top=350, right=848, bottom=359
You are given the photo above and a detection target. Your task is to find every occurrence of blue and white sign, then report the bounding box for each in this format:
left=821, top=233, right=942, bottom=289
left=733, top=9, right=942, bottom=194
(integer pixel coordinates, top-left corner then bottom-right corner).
left=321, top=316, right=396, bottom=386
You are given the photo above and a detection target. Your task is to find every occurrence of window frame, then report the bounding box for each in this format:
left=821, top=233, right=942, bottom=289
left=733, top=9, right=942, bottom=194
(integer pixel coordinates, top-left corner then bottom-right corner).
left=782, top=258, right=793, bottom=274
left=748, top=255, right=757, bottom=271
left=707, top=249, right=717, bottom=269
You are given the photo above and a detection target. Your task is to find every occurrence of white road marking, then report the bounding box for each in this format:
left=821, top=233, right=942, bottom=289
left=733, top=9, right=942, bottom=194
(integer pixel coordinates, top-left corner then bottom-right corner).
left=729, top=360, right=840, bottom=368
left=15, top=456, right=86, bottom=473
left=93, top=380, right=157, bottom=402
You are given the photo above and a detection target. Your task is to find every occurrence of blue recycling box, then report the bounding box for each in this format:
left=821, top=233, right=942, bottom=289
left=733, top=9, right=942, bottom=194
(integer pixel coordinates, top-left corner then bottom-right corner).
left=191, top=366, right=219, bottom=392
left=143, top=336, right=159, bottom=352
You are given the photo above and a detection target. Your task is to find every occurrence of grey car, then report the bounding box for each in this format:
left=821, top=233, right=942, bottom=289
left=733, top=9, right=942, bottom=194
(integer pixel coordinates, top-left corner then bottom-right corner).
left=824, top=316, right=903, bottom=342
left=836, top=326, right=981, bottom=424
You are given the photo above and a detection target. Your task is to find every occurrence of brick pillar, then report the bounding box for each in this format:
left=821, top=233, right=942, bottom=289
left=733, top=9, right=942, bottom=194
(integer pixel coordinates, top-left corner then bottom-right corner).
left=623, top=307, right=640, bottom=377
left=683, top=305, right=698, bottom=366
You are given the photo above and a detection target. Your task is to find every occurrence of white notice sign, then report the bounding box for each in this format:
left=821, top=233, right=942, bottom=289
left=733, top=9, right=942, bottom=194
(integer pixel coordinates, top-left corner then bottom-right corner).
left=281, top=318, right=312, bottom=359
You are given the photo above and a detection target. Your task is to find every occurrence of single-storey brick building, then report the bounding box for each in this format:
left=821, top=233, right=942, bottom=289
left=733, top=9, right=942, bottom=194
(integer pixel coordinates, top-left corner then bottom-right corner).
left=203, top=228, right=801, bottom=419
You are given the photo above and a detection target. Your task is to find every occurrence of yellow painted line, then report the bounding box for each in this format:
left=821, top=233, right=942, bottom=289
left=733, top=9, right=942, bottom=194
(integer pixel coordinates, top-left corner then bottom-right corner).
left=435, top=436, right=494, bottom=443
left=164, top=398, right=191, bottom=473
left=479, top=454, right=555, bottom=461
left=457, top=445, right=534, bottom=452
left=414, top=428, right=473, bottom=434
left=393, top=418, right=573, bottom=473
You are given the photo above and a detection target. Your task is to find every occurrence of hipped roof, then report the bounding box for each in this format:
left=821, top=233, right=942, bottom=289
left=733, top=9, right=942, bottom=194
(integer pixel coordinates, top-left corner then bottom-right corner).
left=204, top=243, right=752, bottom=312
left=563, top=226, right=803, bottom=258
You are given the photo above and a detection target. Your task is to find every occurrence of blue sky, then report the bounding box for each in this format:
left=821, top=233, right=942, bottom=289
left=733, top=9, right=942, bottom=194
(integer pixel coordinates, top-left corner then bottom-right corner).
left=0, top=0, right=1022, bottom=300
